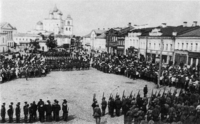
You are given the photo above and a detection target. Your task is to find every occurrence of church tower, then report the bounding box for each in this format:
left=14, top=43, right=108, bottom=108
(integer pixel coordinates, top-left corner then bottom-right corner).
left=64, top=15, right=73, bottom=35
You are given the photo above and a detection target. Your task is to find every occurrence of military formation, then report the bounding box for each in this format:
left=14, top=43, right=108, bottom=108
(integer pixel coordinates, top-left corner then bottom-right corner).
left=92, top=86, right=200, bottom=124
left=43, top=49, right=91, bottom=71
left=92, top=52, right=200, bottom=93
left=1, top=99, right=69, bottom=123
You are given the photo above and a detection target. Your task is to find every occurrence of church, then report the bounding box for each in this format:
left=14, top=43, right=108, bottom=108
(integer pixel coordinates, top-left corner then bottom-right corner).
left=15, top=5, right=73, bottom=50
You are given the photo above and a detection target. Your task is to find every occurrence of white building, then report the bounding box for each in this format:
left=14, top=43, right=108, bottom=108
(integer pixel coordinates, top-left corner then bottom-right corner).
left=25, top=5, right=73, bottom=48
left=82, top=29, right=107, bottom=52
left=0, top=22, right=17, bottom=53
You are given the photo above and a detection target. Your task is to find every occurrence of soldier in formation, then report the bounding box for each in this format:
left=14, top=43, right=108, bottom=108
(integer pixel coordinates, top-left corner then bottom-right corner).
left=93, top=85, right=200, bottom=124
left=0, top=99, right=69, bottom=123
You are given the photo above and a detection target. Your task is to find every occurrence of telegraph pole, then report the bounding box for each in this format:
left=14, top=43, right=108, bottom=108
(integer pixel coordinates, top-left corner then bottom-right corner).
left=157, top=37, right=164, bottom=88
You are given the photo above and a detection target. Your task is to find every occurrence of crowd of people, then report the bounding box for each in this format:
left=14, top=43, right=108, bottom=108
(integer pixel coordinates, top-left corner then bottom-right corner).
left=0, top=99, right=69, bottom=123
left=92, top=53, right=200, bottom=93
left=0, top=53, right=49, bottom=83
left=0, top=49, right=91, bottom=83
left=92, top=86, right=200, bottom=124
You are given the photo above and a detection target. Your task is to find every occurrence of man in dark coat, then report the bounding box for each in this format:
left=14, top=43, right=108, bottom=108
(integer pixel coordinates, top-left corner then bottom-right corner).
left=15, top=102, right=21, bottom=123
left=32, top=101, right=37, bottom=122
left=143, top=85, right=148, bottom=97
left=55, top=100, right=61, bottom=121
left=115, top=95, right=122, bottom=116
left=46, top=100, right=52, bottom=122
left=38, top=100, right=45, bottom=122
left=23, top=102, right=29, bottom=123
left=62, top=99, right=69, bottom=121
left=101, top=97, right=107, bottom=116
left=1, top=103, right=6, bottom=123
left=93, top=104, right=102, bottom=124
left=8, top=105, right=13, bottom=123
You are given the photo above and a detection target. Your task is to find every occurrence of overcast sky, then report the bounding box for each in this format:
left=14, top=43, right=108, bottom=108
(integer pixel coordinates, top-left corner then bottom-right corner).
left=1, top=0, right=200, bottom=36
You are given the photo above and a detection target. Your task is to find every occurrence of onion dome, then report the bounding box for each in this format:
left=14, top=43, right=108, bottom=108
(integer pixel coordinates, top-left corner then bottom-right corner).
left=37, top=21, right=43, bottom=25
left=58, top=10, right=63, bottom=15
left=53, top=5, right=58, bottom=12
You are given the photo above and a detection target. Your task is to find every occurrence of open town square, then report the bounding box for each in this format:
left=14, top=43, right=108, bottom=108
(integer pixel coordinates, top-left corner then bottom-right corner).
left=1, top=0, right=200, bottom=124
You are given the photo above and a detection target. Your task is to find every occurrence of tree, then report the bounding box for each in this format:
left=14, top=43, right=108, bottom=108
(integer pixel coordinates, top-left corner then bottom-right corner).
left=46, top=34, right=57, bottom=50
left=30, top=39, right=40, bottom=53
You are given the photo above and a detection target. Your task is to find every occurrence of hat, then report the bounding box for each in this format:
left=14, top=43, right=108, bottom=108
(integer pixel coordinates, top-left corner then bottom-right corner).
left=47, top=100, right=50, bottom=103
left=25, top=102, right=27, bottom=104
left=63, top=99, right=67, bottom=102
left=11, top=102, right=13, bottom=105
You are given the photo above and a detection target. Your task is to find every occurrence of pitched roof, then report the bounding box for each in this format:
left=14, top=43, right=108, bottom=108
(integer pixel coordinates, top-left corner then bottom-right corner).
left=83, top=33, right=91, bottom=38
left=118, top=26, right=134, bottom=36
left=14, top=33, right=41, bottom=37
left=96, top=33, right=106, bottom=39
left=93, top=29, right=106, bottom=35
left=178, top=27, right=200, bottom=37
left=0, top=22, right=17, bottom=30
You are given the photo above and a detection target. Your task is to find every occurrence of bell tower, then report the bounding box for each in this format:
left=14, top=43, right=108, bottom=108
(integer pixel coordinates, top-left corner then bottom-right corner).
left=64, top=15, right=73, bottom=35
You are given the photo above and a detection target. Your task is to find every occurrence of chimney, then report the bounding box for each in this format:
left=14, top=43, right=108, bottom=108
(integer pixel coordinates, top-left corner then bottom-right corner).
left=183, top=22, right=187, bottom=27
left=161, top=23, right=167, bottom=28
left=128, top=22, right=131, bottom=27
left=193, top=21, right=197, bottom=27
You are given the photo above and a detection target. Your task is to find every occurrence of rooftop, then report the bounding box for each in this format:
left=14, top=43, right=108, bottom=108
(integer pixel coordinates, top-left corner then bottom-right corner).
left=14, top=33, right=41, bottom=37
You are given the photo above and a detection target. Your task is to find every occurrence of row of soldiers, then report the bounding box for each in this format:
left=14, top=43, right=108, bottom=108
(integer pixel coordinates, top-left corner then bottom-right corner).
left=92, top=53, right=200, bottom=93
left=0, top=99, right=69, bottom=123
left=92, top=86, right=200, bottom=124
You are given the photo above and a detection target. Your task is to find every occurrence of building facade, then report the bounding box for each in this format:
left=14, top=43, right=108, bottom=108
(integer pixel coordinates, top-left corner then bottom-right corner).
left=0, top=22, right=17, bottom=53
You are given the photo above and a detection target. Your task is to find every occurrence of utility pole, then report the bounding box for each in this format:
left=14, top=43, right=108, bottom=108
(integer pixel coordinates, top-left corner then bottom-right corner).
left=157, top=37, right=164, bottom=88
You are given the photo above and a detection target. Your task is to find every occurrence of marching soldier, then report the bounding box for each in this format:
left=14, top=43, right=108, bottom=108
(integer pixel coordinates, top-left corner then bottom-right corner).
left=93, top=104, right=101, bottom=124
left=32, top=101, right=37, bottom=122
left=115, top=95, right=122, bottom=116
left=62, top=99, right=69, bottom=121
left=101, top=97, right=107, bottom=116
left=1, top=103, right=6, bottom=123
left=37, top=99, right=45, bottom=122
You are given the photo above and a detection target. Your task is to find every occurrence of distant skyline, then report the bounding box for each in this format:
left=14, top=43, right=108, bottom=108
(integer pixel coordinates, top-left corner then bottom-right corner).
left=1, top=0, right=200, bottom=36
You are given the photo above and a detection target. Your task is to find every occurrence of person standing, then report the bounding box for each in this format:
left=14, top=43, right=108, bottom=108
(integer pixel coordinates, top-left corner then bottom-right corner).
left=46, top=100, right=52, bottom=122
left=15, top=103, right=21, bottom=123
left=1, top=103, right=6, bottom=123
left=23, top=102, right=29, bottom=123
left=55, top=100, right=61, bottom=121
left=101, top=97, right=107, bottom=116
left=7, top=105, right=13, bottom=123
left=93, top=104, right=101, bottom=124
left=62, top=99, right=69, bottom=121
left=143, top=85, right=148, bottom=97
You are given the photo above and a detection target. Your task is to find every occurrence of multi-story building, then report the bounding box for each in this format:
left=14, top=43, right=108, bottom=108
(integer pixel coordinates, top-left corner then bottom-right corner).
left=0, top=22, right=17, bottom=53
left=82, top=29, right=107, bottom=52
left=175, top=24, right=200, bottom=66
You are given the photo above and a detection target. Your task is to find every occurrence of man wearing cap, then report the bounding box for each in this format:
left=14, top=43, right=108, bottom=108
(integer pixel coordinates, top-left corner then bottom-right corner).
left=101, top=97, right=107, bottom=116
left=55, top=100, right=61, bottom=121
left=62, top=99, right=69, bottom=121
left=52, top=100, right=57, bottom=120
left=93, top=104, right=101, bottom=124
left=8, top=105, right=13, bottom=123
left=32, top=101, right=37, bottom=122
left=24, top=102, right=29, bottom=123
left=46, top=100, right=52, bottom=122
left=1, top=103, right=6, bottom=123
left=38, top=101, right=45, bottom=122
left=15, top=102, right=21, bottom=123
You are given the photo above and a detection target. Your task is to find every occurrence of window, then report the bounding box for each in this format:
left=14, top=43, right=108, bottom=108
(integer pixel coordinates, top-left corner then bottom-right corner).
left=154, top=43, right=156, bottom=49
left=196, top=43, right=198, bottom=51
left=149, top=43, right=151, bottom=49
left=178, top=43, right=179, bottom=49
left=2, top=38, right=4, bottom=43
left=159, top=43, right=160, bottom=49
left=182, top=43, right=184, bottom=50
left=69, top=28, right=71, bottom=31
left=170, top=44, right=173, bottom=51
left=191, top=43, right=193, bottom=51
left=166, top=44, right=168, bottom=50
left=186, top=43, right=188, bottom=50
left=68, top=21, right=70, bottom=25
left=66, top=28, right=68, bottom=31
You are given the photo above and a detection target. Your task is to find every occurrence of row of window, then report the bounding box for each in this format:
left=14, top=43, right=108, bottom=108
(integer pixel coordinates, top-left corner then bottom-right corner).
left=15, top=38, right=37, bottom=41
left=149, top=43, right=173, bottom=51
left=177, top=42, right=199, bottom=51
